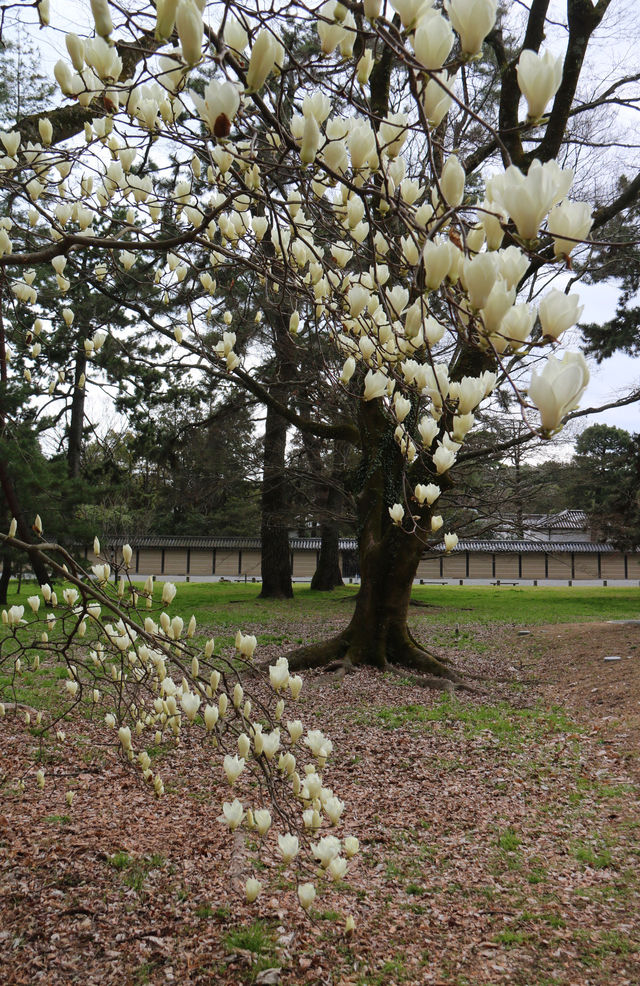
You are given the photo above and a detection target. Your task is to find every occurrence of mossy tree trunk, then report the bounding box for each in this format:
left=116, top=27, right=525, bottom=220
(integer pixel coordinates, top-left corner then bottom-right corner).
left=288, top=400, right=457, bottom=683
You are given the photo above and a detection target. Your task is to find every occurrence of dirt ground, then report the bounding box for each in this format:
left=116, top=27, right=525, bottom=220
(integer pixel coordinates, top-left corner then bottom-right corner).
left=1, top=619, right=639, bottom=986
left=528, top=621, right=640, bottom=777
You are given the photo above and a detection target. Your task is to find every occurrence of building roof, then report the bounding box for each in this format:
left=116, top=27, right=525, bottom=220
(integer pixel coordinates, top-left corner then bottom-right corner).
left=437, top=539, right=613, bottom=553
left=105, top=535, right=620, bottom=554
left=524, top=509, right=589, bottom=530
left=108, top=535, right=359, bottom=550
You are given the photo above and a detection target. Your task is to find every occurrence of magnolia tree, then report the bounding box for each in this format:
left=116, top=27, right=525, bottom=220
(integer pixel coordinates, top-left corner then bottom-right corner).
left=0, top=0, right=637, bottom=910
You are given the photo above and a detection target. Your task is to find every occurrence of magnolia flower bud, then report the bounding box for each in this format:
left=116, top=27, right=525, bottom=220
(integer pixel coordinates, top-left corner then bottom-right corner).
left=300, top=112, right=321, bottom=165
left=413, top=12, right=454, bottom=71
left=246, top=30, right=277, bottom=91
left=357, top=49, right=374, bottom=85
left=156, top=0, right=179, bottom=40
left=422, top=70, right=455, bottom=127
left=445, top=0, right=497, bottom=57
left=204, top=704, right=219, bottom=730
left=444, top=532, right=459, bottom=552
left=66, top=33, right=85, bottom=71
left=254, top=809, right=272, bottom=836
left=298, top=882, right=316, bottom=910
left=517, top=49, right=563, bottom=122
left=224, top=15, right=248, bottom=51
left=423, top=237, right=455, bottom=291
left=462, top=253, right=497, bottom=310
left=38, top=118, right=53, bottom=145
left=162, top=581, right=177, bottom=605
left=547, top=200, right=593, bottom=259
left=245, top=878, right=262, bottom=903
left=90, top=0, right=113, bottom=38
left=440, top=154, right=465, bottom=207
left=176, top=0, right=203, bottom=66
left=390, top=0, right=427, bottom=28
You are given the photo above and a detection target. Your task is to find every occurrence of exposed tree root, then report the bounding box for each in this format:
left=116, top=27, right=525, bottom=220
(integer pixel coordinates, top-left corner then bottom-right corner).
left=284, top=629, right=480, bottom=693
left=384, top=663, right=456, bottom=694
left=384, top=663, right=484, bottom=695
left=286, top=633, right=349, bottom=672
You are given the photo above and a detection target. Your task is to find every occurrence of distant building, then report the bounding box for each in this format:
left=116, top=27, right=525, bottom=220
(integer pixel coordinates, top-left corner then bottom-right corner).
left=496, top=509, right=592, bottom=543
left=101, top=510, right=638, bottom=583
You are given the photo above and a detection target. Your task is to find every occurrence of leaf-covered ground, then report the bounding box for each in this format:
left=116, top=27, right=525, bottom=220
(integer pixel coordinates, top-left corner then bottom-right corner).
left=2, top=608, right=640, bottom=986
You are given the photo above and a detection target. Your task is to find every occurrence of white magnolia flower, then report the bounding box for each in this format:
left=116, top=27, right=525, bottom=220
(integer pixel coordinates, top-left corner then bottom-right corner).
left=278, top=833, right=300, bottom=863
left=219, top=798, right=245, bottom=830
left=192, top=80, right=241, bottom=136
left=547, top=200, right=593, bottom=258
left=538, top=289, right=583, bottom=341
left=488, top=160, right=574, bottom=241
left=413, top=12, right=454, bottom=70
left=529, top=351, right=590, bottom=431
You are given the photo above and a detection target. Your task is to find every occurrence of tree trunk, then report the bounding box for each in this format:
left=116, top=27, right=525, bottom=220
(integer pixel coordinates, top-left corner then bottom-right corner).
left=288, top=524, right=457, bottom=681
left=258, top=297, right=297, bottom=600
left=68, top=350, right=87, bottom=479
left=287, top=400, right=457, bottom=683
left=310, top=519, right=343, bottom=590
left=0, top=457, right=49, bottom=586
left=310, top=477, right=344, bottom=593
left=0, top=546, right=11, bottom=604
left=259, top=397, right=293, bottom=599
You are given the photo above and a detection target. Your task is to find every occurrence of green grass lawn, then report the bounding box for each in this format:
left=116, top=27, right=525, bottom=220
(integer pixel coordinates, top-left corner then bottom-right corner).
left=3, top=580, right=638, bottom=631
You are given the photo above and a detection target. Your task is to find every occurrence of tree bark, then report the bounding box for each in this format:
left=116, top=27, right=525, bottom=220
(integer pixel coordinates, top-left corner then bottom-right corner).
left=0, top=545, right=12, bottom=604
left=310, top=478, right=344, bottom=591
left=310, top=519, right=343, bottom=591
left=259, top=393, right=293, bottom=599
left=287, top=400, right=458, bottom=684
left=288, top=524, right=457, bottom=682
left=68, top=350, right=87, bottom=479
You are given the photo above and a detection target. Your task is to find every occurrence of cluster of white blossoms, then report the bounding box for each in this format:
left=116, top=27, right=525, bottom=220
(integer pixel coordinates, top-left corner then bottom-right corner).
left=1, top=549, right=354, bottom=920
left=2, top=0, right=590, bottom=435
